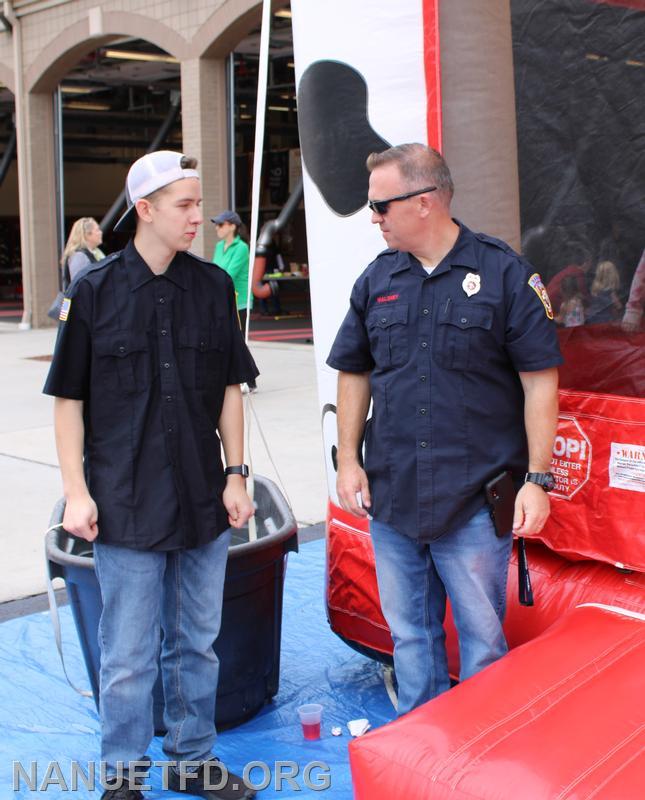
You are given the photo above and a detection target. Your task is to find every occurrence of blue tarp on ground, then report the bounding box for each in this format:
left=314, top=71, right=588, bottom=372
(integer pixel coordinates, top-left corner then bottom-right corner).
left=0, top=539, right=394, bottom=798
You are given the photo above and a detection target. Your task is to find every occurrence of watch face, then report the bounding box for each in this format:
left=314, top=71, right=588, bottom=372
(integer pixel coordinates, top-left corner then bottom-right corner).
left=544, top=473, right=556, bottom=491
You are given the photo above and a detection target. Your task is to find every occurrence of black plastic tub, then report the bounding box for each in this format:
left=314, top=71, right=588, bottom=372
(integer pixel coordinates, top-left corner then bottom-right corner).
left=45, top=474, right=298, bottom=730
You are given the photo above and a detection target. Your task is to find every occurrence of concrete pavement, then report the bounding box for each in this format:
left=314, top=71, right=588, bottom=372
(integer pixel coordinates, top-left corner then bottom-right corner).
left=0, top=323, right=328, bottom=603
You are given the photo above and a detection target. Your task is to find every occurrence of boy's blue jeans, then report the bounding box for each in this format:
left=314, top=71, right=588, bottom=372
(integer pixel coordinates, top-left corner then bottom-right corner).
left=93, top=529, right=232, bottom=779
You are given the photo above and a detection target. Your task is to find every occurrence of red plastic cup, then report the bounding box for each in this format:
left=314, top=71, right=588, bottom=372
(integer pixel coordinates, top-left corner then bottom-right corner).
left=297, top=703, right=323, bottom=740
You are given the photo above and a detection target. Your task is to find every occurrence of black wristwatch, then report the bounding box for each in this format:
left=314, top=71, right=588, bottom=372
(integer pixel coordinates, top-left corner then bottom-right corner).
left=225, top=464, right=249, bottom=478
left=525, top=472, right=556, bottom=492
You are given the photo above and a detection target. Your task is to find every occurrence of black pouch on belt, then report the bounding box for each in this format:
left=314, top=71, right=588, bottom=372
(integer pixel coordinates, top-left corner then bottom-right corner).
left=485, top=470, right=534, bottom=607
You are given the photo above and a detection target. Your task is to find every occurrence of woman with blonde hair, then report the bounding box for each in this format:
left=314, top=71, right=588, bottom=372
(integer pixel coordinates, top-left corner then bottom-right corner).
left=61, top=217, right=104, bottom=282
left=587, top=260, right=622, bottom=324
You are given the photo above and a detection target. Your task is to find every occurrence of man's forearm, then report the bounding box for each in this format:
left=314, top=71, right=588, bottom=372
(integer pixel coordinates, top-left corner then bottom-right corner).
left=337, top=371, right=371, bottom=465
left=520, top=368, right=559, bottom=472
left=54, top=397, right=89, bottom=498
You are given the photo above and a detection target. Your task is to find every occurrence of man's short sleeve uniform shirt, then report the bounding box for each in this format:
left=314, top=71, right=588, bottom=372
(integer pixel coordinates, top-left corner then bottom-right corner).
left=44, top=240, right=259, bottom=551
left=327, top=222, right=562, bottom=542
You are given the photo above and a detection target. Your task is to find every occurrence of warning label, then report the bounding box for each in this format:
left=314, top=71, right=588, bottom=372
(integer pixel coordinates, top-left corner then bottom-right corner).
left=609, top=443, right=645, bottom=493
left=550, top=416, right=592, bottom=500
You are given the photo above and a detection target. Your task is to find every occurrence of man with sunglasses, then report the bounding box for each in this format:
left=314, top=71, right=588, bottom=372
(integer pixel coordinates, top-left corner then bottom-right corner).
left=327, top=143, right=561, bottom=715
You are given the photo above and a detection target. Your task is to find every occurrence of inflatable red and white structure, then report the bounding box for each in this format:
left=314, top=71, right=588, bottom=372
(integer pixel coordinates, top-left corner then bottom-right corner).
left=291, top=0, right=644, bottom=796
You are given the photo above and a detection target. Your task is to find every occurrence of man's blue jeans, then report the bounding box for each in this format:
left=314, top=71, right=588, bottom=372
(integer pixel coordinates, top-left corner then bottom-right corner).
left=370, top=506, right=512, bottom=715
left=93, top=530, right=232, bottom=779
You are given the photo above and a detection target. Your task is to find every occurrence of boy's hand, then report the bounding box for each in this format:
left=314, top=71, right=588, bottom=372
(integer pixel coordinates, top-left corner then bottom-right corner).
left=223, top=476, right=255, bottom=529
left=63, top=492, right=99, bottom=541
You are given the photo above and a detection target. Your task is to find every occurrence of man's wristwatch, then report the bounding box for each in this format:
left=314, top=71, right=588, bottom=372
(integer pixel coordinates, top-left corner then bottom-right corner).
left=225, top=464, right=249, bottom=478
left=525, top=472, right=556, bottom=492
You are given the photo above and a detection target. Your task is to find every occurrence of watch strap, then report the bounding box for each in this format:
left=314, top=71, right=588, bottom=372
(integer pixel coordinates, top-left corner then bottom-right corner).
left=225, top=464, right=249, bottom=478
left=525, top=471, right=555, bottom=491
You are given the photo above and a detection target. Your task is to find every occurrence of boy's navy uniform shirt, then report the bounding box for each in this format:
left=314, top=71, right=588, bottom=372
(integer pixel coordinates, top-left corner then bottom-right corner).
left=44, top=240, right=259, bottom=551
left=327, top=221, right=563, bottom=542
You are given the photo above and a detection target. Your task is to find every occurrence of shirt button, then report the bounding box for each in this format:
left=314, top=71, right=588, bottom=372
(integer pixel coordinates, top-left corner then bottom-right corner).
left=161, top=329, right=168, bottom=336
left=420, top=375, right=427, bottom=382
left=158, top=297, right=165, bottom=304
left=461, top=317, right=468, bottom=324
left=420, top=441, right=428, bottom=448
left=167, top=426, right=174, bottom=433
left=165, top=395, right=173, bottom=403
left=163, top=362, right=170, bottom=369
left=118, top=345, right=125, bottom=353
left=421, top=341, right=428, bottom=349
left=380, top=317, right=387, bottom=324
left=423, top=308, right=429, bottom=315
left=420, top=408, right=427, bottom=415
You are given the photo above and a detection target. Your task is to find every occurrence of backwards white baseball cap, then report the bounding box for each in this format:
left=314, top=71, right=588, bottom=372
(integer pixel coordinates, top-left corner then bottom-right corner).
left=114, top=150, right=200, bottom=232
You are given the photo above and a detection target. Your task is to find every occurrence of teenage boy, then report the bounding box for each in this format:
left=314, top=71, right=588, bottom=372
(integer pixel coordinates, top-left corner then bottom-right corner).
left=44, top=151, right=259, bottom=800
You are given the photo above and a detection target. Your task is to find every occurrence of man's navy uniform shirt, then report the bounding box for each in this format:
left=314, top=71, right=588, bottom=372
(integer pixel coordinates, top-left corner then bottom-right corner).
left=327, top=222, right=563, bottom=542
left=44, top=240, right=259, bottom=551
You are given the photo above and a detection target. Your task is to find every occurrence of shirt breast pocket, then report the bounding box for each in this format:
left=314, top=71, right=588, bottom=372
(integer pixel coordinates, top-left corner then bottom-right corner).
left=433, top=302, right=494, bottom=371
left=178, top=326, right=224, bottom=390
left=367, top=303, right=409, bottom=369
left=93, top=331, right=151, bottom=394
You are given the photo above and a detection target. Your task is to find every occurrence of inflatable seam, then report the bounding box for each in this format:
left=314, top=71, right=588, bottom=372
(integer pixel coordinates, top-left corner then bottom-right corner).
left=442, top=629, right=644, bottom=788
left=576, top=602, right=645, bottom=621
left=327, top=602, right=390, bottom=631
left=554, top=724, right=645, bottom=799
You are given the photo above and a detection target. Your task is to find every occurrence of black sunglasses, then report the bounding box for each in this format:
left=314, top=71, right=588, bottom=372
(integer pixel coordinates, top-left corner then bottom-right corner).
left=367, top=186, right=437, bottom=215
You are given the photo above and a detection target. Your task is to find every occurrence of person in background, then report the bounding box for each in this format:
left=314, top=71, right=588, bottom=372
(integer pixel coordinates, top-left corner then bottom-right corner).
left=622, top=247, right=645, bottom=333
left=587, top=260, right=622, bottom=325
left=61, top=217, right=104, bottom=281
left=212, top=211, right=257, bottom=392
left=546, top=246, right=592, bottom=316
left=555, top=274, right=586, bottom=327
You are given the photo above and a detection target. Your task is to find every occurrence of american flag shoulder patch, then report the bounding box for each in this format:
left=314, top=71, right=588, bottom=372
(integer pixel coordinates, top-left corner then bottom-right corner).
left=59, top=297, right=72, bottom=322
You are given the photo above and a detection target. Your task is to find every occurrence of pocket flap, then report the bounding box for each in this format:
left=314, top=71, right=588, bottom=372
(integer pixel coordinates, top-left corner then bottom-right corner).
left=442, top=303, right=493, bottom=331
left=367, top=303, right=409, bottom=330
left=178, top=326, right=223, bottom=352
left=94, top=330, right=148, bottom=357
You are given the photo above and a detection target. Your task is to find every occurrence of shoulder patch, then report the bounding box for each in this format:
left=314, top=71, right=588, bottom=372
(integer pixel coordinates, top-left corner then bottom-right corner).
left=528, top=272, right=554, bottom=319
left=59, top=297, right=72, bottom=322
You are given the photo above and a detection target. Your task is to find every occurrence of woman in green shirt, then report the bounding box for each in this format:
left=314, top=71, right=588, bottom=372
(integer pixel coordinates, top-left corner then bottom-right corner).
left=212, top=210, right=257, bottom=391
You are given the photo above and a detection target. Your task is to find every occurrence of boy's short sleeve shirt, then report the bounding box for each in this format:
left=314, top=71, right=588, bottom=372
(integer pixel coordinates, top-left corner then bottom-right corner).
left=44, top=240, right=259, bottom=551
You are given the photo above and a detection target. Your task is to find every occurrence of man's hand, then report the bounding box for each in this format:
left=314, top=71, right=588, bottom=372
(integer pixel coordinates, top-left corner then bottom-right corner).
left=223, top=476, right=255, bottom=529
left=63, top=492, right=99, bottom=541
left=337, top=461, right=372, bottom=518
left=512, top=482, right=550, bottom=536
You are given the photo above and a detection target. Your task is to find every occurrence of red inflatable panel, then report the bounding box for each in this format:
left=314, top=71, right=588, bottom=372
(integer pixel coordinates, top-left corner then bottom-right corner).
left=350, top=605, right=645, bottom=800
left=327, top=505, right=645, bottom=676
left=446, top=539, right=645, bottom=676
left=557, top=324, right=645, bottom=398
left=538, top=390, right=645, bottom=571
left=326, top=505, right=393, bottom=656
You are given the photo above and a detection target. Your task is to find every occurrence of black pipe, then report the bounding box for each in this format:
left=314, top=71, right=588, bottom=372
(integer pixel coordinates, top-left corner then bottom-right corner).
left=256, top=178, right=304, bottom=255
left=0, top=126, right=16, bottom=187
left=99, top=91, right=181, bottom=232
